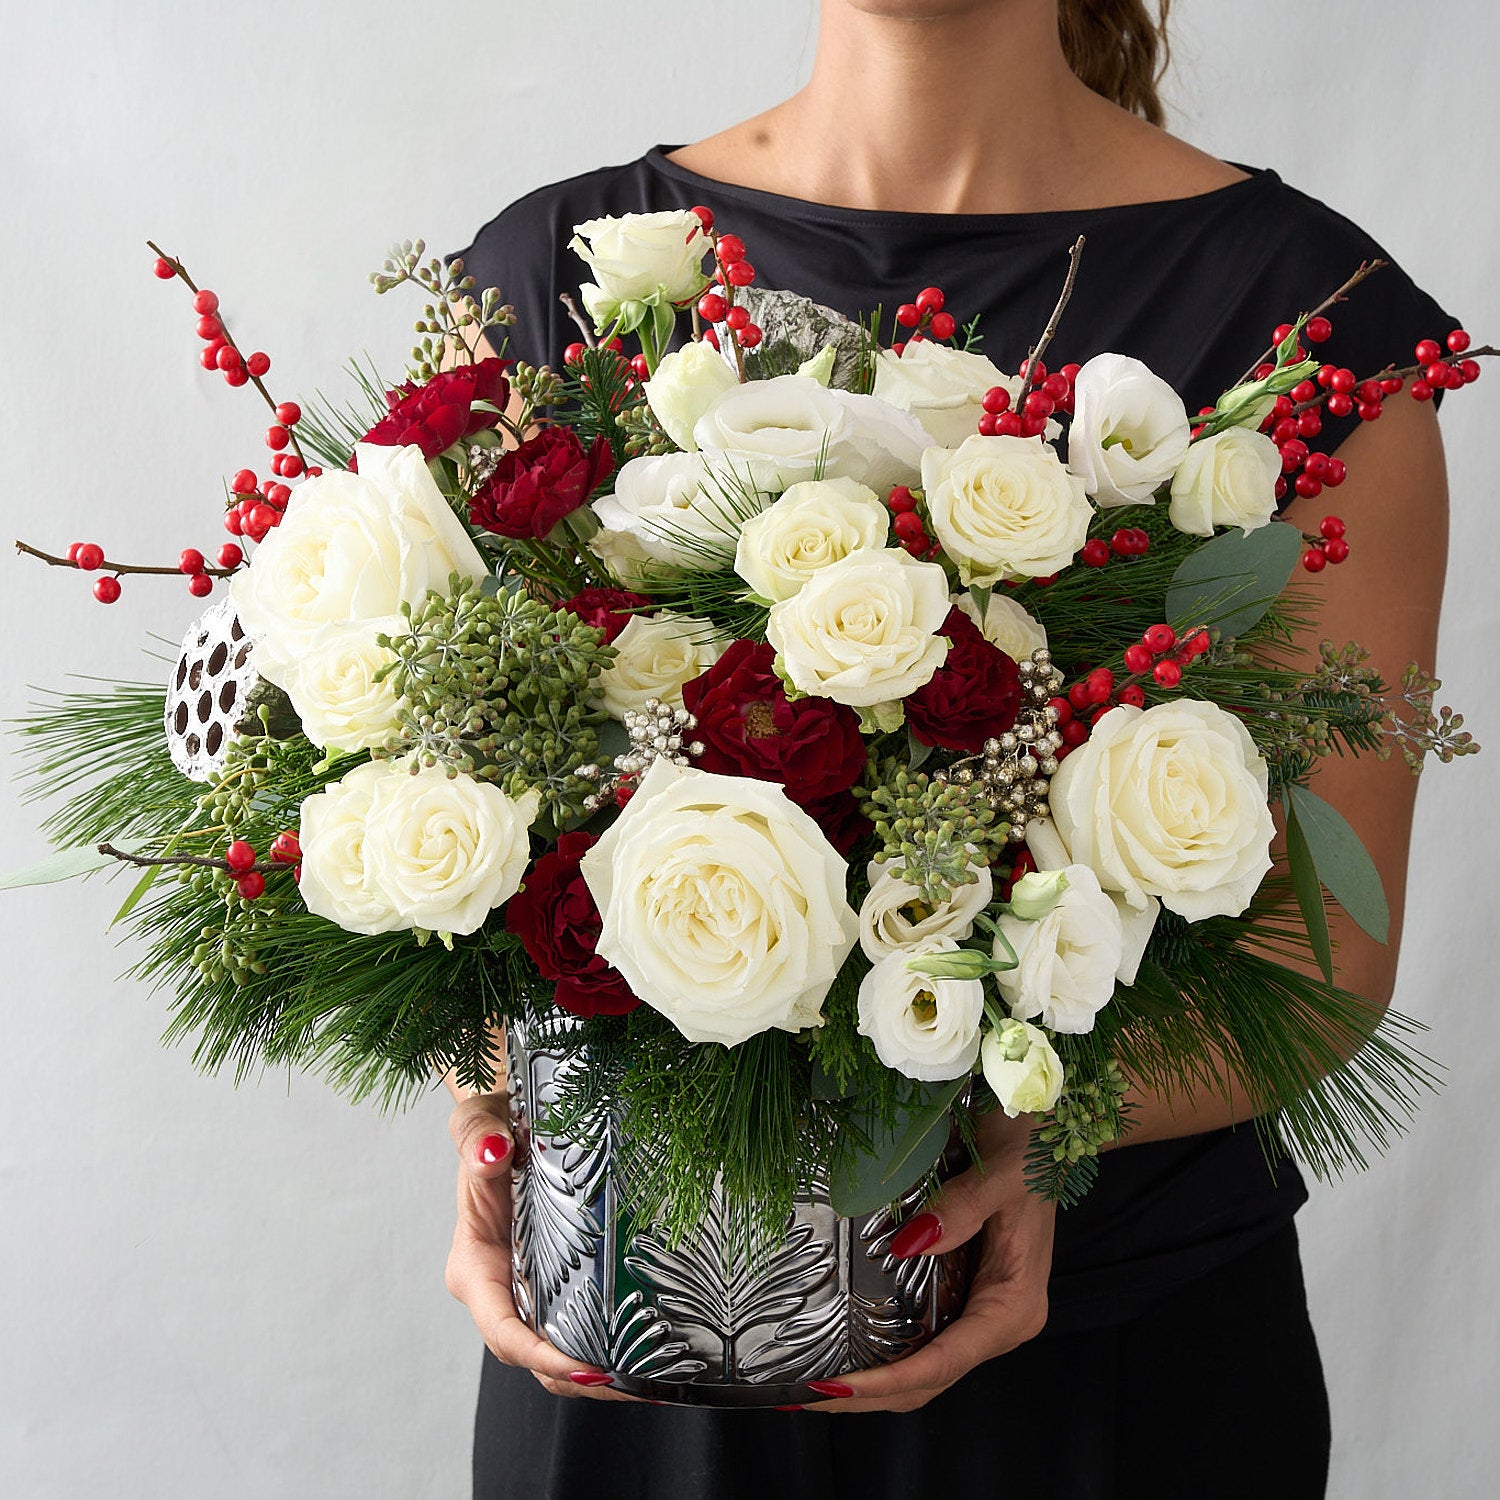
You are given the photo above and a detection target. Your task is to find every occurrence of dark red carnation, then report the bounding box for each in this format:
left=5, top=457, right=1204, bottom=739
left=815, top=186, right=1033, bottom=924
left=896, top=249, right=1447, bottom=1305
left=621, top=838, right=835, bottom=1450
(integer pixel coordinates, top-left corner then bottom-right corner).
left=800, top=791, right=873, bottom=858
left=356, top=357, right=511, bottom=460
left=905, top=606, right=1023, bottom=753
left=682, top=639, right=866, bottom=806
left=469, top=428, right=614, bottom=539
left=505, top=831, right=640, bottom=1019
left=560, top=587, right=655, bottom=645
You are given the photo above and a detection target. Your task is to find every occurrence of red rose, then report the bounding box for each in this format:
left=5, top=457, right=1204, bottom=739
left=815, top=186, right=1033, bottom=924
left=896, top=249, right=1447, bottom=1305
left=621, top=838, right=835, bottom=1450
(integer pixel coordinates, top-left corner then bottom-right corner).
left=681, top=639, right=866, bottom=806
left=801, top=791, right=873, bottom=857
left=505, top=832, right=640, bottom=1019
left=469, top=428, right=614, bottom=539
left=560, top=587, right=654, bottom=645
left=357, top=357, right=511, bottom=460
left=905, top=606, right=1023, bottom=753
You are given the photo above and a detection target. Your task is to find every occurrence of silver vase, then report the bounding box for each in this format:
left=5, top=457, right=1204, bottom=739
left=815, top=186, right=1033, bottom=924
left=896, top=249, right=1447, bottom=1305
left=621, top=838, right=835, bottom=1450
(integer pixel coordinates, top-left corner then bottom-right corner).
left=508, top=1012, right=974, bottom=1407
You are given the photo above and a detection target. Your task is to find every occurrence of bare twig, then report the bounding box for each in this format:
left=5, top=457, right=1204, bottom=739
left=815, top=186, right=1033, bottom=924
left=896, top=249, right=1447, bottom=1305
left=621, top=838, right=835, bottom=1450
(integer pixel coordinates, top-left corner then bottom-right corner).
left=1017, top=236, right=1086, bottom=403
left=558, top=292, right=597, bottom=348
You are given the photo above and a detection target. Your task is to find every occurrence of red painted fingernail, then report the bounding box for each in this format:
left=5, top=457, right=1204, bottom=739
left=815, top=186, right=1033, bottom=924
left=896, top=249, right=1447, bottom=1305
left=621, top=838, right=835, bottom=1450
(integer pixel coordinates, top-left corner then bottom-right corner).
left=807, top=1380, right=854, bottom=1399
left=774, top=1404, right=805, bottom=1411
left=476, top=1133, right=510, bottom=1165
left=890, top=1212, right=942, bottom=1259
left=568, top=1371, right=614, bottom=1387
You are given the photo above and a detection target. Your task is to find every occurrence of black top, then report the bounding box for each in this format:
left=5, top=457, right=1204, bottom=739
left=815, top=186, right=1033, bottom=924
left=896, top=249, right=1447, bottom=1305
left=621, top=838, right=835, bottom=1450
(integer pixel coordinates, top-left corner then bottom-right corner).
left=453, top=145, right=1453, bottom=1335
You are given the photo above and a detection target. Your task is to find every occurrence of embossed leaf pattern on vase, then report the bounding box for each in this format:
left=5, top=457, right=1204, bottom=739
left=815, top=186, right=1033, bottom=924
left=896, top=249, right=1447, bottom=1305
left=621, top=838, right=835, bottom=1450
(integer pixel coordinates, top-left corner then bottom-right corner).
left=551, top=1281, right=708, bottom=1382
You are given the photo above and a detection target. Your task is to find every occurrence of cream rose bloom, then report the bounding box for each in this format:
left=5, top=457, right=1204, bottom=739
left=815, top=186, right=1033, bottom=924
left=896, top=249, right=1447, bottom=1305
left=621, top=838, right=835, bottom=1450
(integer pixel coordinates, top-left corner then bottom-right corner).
left=954, top=590, right=1048, bottom=662
left=579, top=760, right=858, bottom=1047
left=1067, top=353, right=1191, bottom=507
left=858, top=858, right=994, bottom=962
left=733, top=477, right=888, bottom=603
left=643, top=339, right=739, bottom=451
left=1048, top=701, right=1275, bottom=920
left=570, top=210, right=711, bottom=331
left=596, top=612, right=724, bottom=719
left=857, top=939, right=984, bottom=1082
left=1167, top=428, right=1281, bottom=537
left=692, top=374, right=934, bottom=494
left=993, top=863, right=1123, bottom=1034
left=229, top=442, right=488, bottom=686
left=298, top=761, right=404, bottom=936
left=922, top=434, right=1093, bottom=585
left=872, top=341, right=1010, bottom=448
left=766, top=547, right=951, bottom=708
left=981, top=1019, right=1064, bottom=1118
left=278, top=620, right=405, bottom=754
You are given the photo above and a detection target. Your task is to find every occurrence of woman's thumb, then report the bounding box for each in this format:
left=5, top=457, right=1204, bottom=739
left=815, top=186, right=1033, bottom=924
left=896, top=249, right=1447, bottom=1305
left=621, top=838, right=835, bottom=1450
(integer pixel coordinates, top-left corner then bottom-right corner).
left=448, top=1091, right=514, bottom=1180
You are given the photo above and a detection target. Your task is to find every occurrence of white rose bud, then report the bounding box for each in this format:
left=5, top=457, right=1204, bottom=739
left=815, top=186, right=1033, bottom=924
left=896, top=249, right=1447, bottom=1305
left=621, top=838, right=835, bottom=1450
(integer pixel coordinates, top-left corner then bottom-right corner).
left=922, top=434, right=1093, bottom=585
left=873, top=341, right=1012, bottom=448
left=569, top=210, right=711, bottom=332
left=766, top=547, right=951, bottom=708
left=1167, top=427, right=1281, bottom=537
left=981, top=1019, right=1064, bottom=1118
left=734, top=476, right=888, bottom=603
left=858, top=858, right=994, bottom=962
left=596, top=612, right=724, bottom=719
left=954, top=590, right=1048, bottom=662
left=857, top=939, right=984, bottom=1083
left=278, top=620, right=405, bottom=754
left=1067, top=353, right=1191, bottom=507
left=643, top=340, right=739, bottom=451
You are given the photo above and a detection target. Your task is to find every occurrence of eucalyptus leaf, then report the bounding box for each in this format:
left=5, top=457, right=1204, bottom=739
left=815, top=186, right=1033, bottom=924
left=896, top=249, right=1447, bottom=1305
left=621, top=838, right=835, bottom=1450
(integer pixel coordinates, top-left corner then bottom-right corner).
left=906, top=725, right=936, bottom=772
left=1285, top=783, right=1390, bottom=944
left=1165, top=522, right=1302, bottom=640
left=829, top=1075, right=967, bottom=1218
left=0, top=843, right=129, bottom=891
left=1284, top=799, right=1334, bottom=983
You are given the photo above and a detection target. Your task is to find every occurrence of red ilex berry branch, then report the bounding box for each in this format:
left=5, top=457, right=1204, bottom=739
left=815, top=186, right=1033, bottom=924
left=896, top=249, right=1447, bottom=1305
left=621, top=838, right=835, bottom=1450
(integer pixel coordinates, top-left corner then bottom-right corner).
left=1231, top=259, right=1389, bottom=388
left=1015, top=236, right=1087, bottom=406
left=97, top=843, right=287, bottom=877
left=894, top=285, right=960, bottom=352
left=15, top=538, right=237, bottom=579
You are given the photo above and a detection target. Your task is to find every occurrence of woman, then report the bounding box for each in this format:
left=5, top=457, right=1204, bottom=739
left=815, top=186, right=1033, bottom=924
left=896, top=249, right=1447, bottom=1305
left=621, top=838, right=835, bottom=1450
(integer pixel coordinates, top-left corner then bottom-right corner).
left=444, top=2, right=1450, bottom=1494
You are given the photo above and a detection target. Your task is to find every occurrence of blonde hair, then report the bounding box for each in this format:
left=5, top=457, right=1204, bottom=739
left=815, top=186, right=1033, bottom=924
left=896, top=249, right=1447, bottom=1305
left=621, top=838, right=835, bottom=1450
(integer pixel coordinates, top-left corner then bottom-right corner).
left=1058, top=0, right=1173, bottom=127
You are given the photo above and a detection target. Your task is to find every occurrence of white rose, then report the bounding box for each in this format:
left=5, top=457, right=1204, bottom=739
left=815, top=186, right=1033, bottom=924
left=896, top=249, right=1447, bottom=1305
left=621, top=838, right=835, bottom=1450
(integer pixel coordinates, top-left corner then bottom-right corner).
left=954, top=590, right=1048, bottom=662
left=362, top=763, right=538, bottom=937
left=733, top=476, right=888, bottom=602
left=858, top=858, right=994, bottom=962
left=692, top=374, right=933, bottom=493
left=857, top=939, right=984, bottom=1083
left=579, top=759, right=858, bottom=1047
left=229, top=442, right=487, bottom=685
left=643, top=339, right=740, bottom=451
left=1167, top=428, right=1281, bottom=537
left=596, top=612, right=724, bottom=719
left=569, top=210, right=711, bottom=331
left=922, top=434, right=1093, bottom=586
left=1049, top=701, right=1275, bottom=920
left=298, top=761, right=404, bottom=936
left=766, top=547, right=951, bottom=708
left=981, top=1019, right=1064, bottom=1118
left=278, top=620, right=405, bottom=754
left=993, top=863, right=1123, bottom=1034
left=591, top=451, right=773, bottom=573
left=1067, top=353, right=1191, bottom=507
left=872, top=341, right=1010, bottom=448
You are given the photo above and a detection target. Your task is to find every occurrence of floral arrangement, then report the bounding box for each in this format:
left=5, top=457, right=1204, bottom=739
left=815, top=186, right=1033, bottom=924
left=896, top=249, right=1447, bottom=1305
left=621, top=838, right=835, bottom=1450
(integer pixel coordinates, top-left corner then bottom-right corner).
left=11, top=209, right=1485, bottom=1238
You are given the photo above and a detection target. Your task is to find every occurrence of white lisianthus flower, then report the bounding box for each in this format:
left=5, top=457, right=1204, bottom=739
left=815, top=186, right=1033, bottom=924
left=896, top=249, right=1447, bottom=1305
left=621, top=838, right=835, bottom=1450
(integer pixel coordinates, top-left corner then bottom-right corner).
left=872, top=341, right=1012, bottom=448
left=857, top=938, right=984, bottom=1082
left=1167, top=427, right=1281, bottom=537
left=230, top=442, right=488, bottom=686
left=993, top=863, right=1123, bottom=1034
left=1048, top=701, right=1275, bottom=920
left=981, top=1018, right=1064, bottom=1118
left=733, top=476, right=888, bottom=603
left=579, top=760, right=858, bottom=1047
left=1067, top=353, right=1191, bottom=507
left=692, top=374, right=934, bottom=494
left=278, top=620, right=405, bottom=754
left=954, top=590, right=1048, bottom=661
left=298, top=761, right=404, bottom=936
left=595, top=612, right=724, bottom=719
left=569, top=210, right=711, bottom=332
left=922, top=434, right=1093, bottom=585
left=858, top=858, right=994, bottom=962
left=766, top=547, right=951, bottom=707
left=642, top=340, right=739, bottom=451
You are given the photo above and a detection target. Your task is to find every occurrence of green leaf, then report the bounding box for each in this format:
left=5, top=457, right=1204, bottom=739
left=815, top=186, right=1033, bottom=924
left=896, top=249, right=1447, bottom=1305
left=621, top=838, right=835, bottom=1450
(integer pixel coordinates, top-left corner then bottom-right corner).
left=112, top=864, right=162, bottom=924
left=1284, top=798, right=1334, bottom=983
left=1164, top=522, right=1303, bottom=640
left=1285, top=783, right=1390, bottom=944
left=830, top=1075, right=967, bottom=1218
left=0, top=844, right=124, bottom=890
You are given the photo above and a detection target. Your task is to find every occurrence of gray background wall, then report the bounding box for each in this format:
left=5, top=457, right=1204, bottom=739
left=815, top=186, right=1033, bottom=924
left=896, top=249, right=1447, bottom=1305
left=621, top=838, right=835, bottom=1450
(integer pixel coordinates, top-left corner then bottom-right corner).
left=1, top=3, right=1495, bottom=1495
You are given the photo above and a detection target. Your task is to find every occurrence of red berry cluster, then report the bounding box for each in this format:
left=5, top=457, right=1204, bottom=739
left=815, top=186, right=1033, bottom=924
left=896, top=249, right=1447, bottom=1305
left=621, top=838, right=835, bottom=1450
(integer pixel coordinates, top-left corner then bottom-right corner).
left=695, top=209, right=763, bottom=354
left=886, top=486, right=939, bottom=557
left=1079, top=526, right=1152, bottom=569
left=223, top=830, right=301, bottom=900
left=894, top=286, right=958, bottom=351
left=977, top=361, right=1078, bottom=438
left=1301, top=515, right=1350, bottom=573
left=1118, top=622, right=1211, bottom=691
left=180, top=282, right=273, bottom=391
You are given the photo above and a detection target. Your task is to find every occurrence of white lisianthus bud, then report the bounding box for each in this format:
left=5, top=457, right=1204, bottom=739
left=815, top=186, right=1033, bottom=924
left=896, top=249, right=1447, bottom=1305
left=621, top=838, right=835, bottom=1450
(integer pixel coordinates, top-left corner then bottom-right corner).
left=954, top=590, right=1048, bottom=661
left=642, top=340, right=739, bottom=451
left=1167, top=428, right=1281, bottom=537
left=981, top=1019, right=1064, bottom=1118
left=856, top=938, right=984, bottom=1082
left=278, top=620, right=405, bottom=754
left=1005, top=868, right=1070, bottom=921
left=734, top=476, right=888, bottom=603
left=858, top=858, right=994, bottom=962
left=569, top=211, right=712, bottom=332
left=797, top=345, right=837, bottom=386
left=1067, top=354, right=1191, bottom=507
left=595, top=612, right=724, bottom=719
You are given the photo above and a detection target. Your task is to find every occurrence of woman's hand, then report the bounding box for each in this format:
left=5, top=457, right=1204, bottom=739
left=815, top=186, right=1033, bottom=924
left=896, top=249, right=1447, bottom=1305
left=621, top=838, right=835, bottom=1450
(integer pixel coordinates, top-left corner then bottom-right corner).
left=808, top=1108, right=1056, bottom=1414
left=444, top=1090, right=640, bottom=1402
